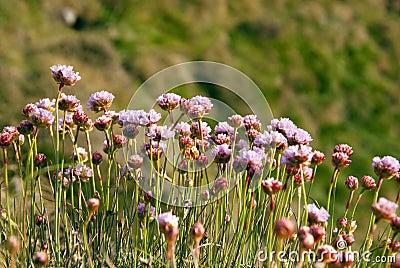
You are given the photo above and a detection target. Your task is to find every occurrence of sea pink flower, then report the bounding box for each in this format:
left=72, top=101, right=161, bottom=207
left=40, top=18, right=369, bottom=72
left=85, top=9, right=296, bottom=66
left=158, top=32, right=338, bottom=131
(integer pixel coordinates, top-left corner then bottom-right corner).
left=211, top=144, right=232, bottom=164
left=94, top=115, right=113, bottom=131
left=371, top=197, right=398, bottom=221
left=361, top=175, right=376, bottom=190
left=281, top=145, right=313, bottom=167
left=180, top=96, right=213, bottom=119
left=334, top=144, right=353, bottom=157
left=345, top=176, right=358, bottom=191
left=243, top=114, right=261, bottom=131
left=58, top=93, right=80, bottom=112
left=50, top=64, right=81, bottom=87
left=174, top=122, right=191, bottom=136
left=261, top=178, right=283, bottom=195
left=372, top=156, right=400, bottom=179
left=156, top=93, right=181, bottom=111
left=227, top=114, right=244, bottom=128
left=28, top=107, right=55, bottom=128
left=307, top=203, right=330, bottom=223
left=87, top=91, right=115, bottom=113
left=331, top=152, right=351, bottom=170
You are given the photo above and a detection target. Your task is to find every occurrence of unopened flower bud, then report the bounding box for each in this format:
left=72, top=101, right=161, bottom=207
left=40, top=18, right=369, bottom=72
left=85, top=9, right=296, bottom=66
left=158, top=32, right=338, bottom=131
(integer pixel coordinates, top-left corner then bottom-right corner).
left=92, top=151, right=103, bottom=165
left=274, top=218, right=296, bottom=239
left=33, top=251, right=49, bottom=268
left=86, top=193, right=100, bottom=214
left=34, top=153, right=47, bottom=168
left=191, top=222, right=205, bottom=241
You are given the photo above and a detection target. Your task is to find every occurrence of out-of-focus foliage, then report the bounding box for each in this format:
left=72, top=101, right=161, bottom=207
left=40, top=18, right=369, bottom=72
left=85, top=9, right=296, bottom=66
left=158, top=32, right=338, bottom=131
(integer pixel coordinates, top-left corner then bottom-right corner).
left=1, top=0, right=400, bottom=203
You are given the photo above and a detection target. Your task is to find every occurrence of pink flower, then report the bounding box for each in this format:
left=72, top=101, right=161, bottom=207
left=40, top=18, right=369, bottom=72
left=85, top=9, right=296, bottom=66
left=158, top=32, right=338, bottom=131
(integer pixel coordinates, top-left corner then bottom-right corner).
left=261, top=178, right=283, bottom=195
left=372, top=156, right=400, bottom=179
left=371, top=197, right=398, bottom=221
left=180, top=96, right=213, bottom=119
left=281, top=145, right=313, bottom=167
left=334, top=144, right=353, bottom=157
left=87, top=91, right=115, bottom=113
left=50, top=64, right=81, bottom=86
left=307, top=204, right=330, bottom=223
left=156, top=93, right=181, bottom=111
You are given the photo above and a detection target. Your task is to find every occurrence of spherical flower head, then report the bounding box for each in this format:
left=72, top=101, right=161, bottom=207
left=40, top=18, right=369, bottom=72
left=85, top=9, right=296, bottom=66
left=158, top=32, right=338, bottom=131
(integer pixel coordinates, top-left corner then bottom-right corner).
left=243, top=114, right=261, bottom=131
left=87, top=90, right=115, bottom=113
left=238, top=147, right=266, bottom=170
left=211, top=144, right=232, bottom=164
left=17, top=120, right=34, bottom=135
left=294, top=166, right=313, bottom=186
left=196, top=154, right=209, bottom=169
left=281, top=145, right=313, bottom=167
left=361, top=175, right=376, bottom=190
left=214, top=177, right=228, bottom=192
left=0, top=131, right=14, bottom=148
left=270, top=117, right=297, bottom=136
left=22, top=103, right=37, bottom=117
left=6, top=235, right=20, bottom=255
left=148, top=109, right=162, bottom=125
left=254, top=131, right=273, bottom=148
left=33, top=251, right=49, bottom=267
left=156, top=93, right=181, bottom=111
left=311, top=150, right=325, bottom=166
left=145, top=125, right=175, bottom=141
left=157, top=212, right=179, bottom=235
left=92, top=151, right=103, bottom=165
left=310, top=224, right=326, bottom=243
left=227, top=114, right=244, bottom=128
left=29, top=107, right=55, bottom=128
left=174, top=122, right=191, bottom=136
left=142, top=141, right=166, bottom=160
left=180, top=96, right=213, bottom=119
left=72, top=109, right=89, bottom=127
left=3, top=126, right=20, bottom=142
left=34, top=153, right=47, bottom=168
left=122, top=124, right=139, bottom=139
left=35, top=98, right=56, bottom=112
left=372, top=156, right=400, bottom=179
left=331, top=152, right=351, bottom=170
left=345, top=176, right=359, bottom=191
left=74, top=164, right=93, bottom=182
left=113, top=134, right=128, bottom=149
left=128, top=154, right=143, bottom=169
left=343, top=233, right=355, bottom=246
left=86, top=196, right=100, bottom=214
left=59, top=93, right=80, bottom=111
left=191, top=221, right=205, bottom=241
left=307, top=203, right=330, bottom=224
left=274, top=218, right=296, bottom=239
left=334, top=144, right=353, bottom=157
left=94, top=115, right=113, bottom=131
left=50, top=64, right=81, bottom=87
left=261, top=178, right=283, bottom=195
left=286, top=127, right=313, bottom=145
left=371, top=197, right=398, bottom=221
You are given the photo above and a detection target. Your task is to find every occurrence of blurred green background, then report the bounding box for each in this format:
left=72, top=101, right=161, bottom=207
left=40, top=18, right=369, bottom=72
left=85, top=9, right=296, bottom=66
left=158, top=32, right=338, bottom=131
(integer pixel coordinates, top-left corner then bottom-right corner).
left=1, top=1, right=400, bottom=220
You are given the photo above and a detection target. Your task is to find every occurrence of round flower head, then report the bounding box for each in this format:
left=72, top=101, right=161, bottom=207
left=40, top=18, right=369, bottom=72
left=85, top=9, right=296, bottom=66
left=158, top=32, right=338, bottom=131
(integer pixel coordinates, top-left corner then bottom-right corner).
left=145, top=125, right=175, bottom=141
left=87, top=90, right=115, bottom=113
left=243, top=114, right=261, bottom=131
left=123, top=124, right=139, bottom=139
left=28, top=107, right=55, bottom=128
left=74, top=164, right=93, bottom=182
left=128, top=154, right=143, bottom=170
left=311, top=150, right=325, bottom=166
left=286, top=127, right=313, bottom=145
left=270, top=117, right=297, bottom=137
left=119, top=109, right=149, bottom=126
left=190, top=121, right=211, bottom=139
left=227, top=114, right=244, bottom=128
left=391, top=216, right=400, bottom=233
left=86, top=194, right=100, bottom=214
left=331, top=152, right=351, bottom=170
left=307, top=203, right=330, bottom=224
left=333, top=144, right=353, bottom=157
left=261, top=178, right=283, bottom=195
left=74, top=147, right=88, bottom=163
left=310, top=224, right=325, bottom=243
left=17, top=120, right=34, bottom=135
left=372, top=156, right=400, bottom=179
left=50, top=64, right=81, bottom=87
left=92, top=151, right=103, bottom=165
left=212, top=133, right=231, bottom=145
left=214, top=122, right=234, bottom=136
left=298, top=227, right=315, bottom=250
left=72, top=109, right=89, bottom=127
left=113, top=134, right=128, bottom=149
left=281, top=145, right=313, bottom=167
left=157, top=212, right=179, bottom=235
left=371, top=197, right=398, bottom=221
left=361, top=175, right=376, bottom=190
left=94, top=115, right=113, bottom=131
left=180, top=96, right=213, bottom=119
left=211, top=144, right=232, bottom=164
left=58, top=93, right=80, bottom=111
left=191, top=222, right=205, bottom=241
left=174, top=122, right=191, bottom=136
left=137, top=203, right=156, bottom=219
left=33, top=251, right=49, bottom=268
left=156, top=93, right=181, bottom=111
left=345, top=176, right=358, bottom=191
left=34, top=153, right=47, bottom=168
left=274, top=218, right=296, bottom=239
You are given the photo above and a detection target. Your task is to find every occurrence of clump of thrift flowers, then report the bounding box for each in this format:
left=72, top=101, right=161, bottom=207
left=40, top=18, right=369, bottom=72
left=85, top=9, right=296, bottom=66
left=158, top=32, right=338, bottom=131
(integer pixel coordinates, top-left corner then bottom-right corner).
left=1, top=64, right=400, bottom=268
